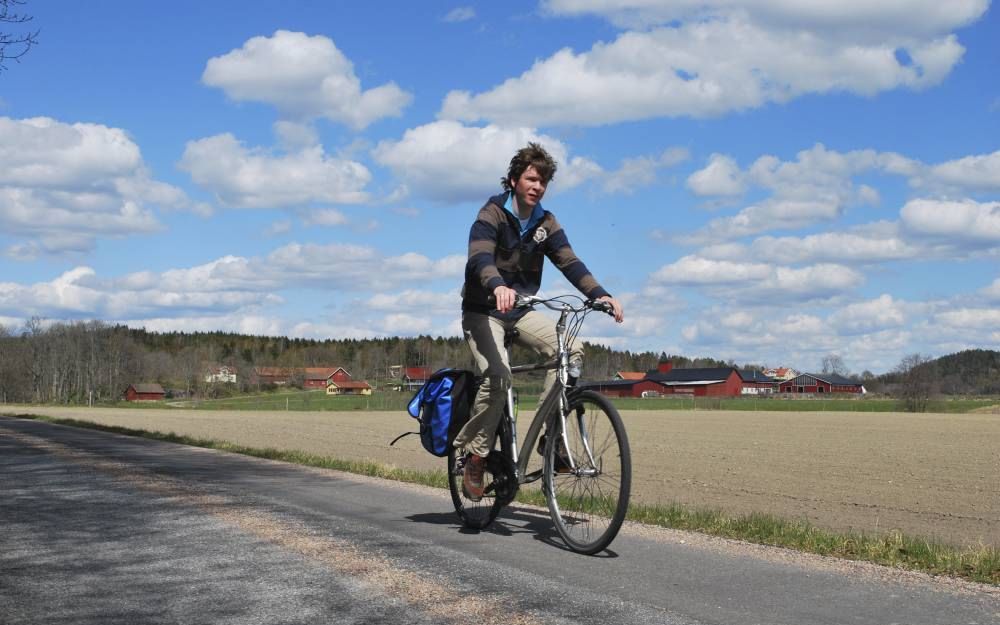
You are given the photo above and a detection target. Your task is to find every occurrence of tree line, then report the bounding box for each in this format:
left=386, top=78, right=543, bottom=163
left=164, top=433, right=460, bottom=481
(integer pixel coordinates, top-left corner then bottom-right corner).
left=0, top=320, right=727, bottom=404
left=3, top=319, right=994, bottom=406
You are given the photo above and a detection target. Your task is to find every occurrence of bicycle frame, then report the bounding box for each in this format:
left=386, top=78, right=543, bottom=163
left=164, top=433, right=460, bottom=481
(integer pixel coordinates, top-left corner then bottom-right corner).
left=499, top=299, right=583, bottom=484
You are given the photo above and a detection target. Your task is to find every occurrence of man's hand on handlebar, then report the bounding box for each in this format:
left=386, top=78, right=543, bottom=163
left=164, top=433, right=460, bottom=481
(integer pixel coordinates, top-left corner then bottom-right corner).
left=596, top=295, right=624, bottom=323
left=493, top=285, right=518, bottom=313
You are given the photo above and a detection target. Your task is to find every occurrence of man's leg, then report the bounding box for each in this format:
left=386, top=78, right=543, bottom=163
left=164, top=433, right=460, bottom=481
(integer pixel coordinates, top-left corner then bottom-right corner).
left=453, top=311, right=510, bottom=458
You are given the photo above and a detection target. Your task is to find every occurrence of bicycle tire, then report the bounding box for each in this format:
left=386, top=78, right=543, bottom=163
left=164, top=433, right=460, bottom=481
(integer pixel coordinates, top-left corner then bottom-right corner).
left=448, top=446, right=504, bottom=530
left=544, top=390, right=631, bottom=554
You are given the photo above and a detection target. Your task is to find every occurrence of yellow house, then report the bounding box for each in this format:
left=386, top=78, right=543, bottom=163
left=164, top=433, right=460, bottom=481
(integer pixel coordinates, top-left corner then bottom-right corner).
left=326, top=380, right=373, bottom=396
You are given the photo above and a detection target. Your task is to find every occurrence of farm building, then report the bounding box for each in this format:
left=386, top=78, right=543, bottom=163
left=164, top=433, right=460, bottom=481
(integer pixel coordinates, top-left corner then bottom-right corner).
left=303, top=367, right=352, bottom=389
left=250, top=366, right=351, bottom=387
left=251, top=367, right=295, bottom=385
left=738, top=370, right=778, bottom=394
left=401, top=366, right=432, bottom=390
left=646, top=366, right=744, bottom=397
left=124, top=383, right=166, bottom=402
left=326, top=380, right=372, bottom=395
left=614, top=371, right=646, bottom=380
left=204, top=365, right=237, bottom=384
left=581, top=378, right=668, bottom=398
left=778, top=373, right=865, bottom=394
left=763, top=366, right=799, bottom=381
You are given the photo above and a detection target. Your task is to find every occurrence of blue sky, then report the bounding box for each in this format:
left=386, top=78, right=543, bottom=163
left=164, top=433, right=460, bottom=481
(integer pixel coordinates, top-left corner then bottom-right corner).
left=1, top=0, right=998, bottom=374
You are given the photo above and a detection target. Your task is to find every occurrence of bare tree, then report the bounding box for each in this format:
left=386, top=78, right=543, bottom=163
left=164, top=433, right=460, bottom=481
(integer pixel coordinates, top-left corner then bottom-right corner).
left=821, top=353, right=849, bottom=377
left=895, top=353, right=937, bottom=412
left=1, top=0, right=38, bottom=71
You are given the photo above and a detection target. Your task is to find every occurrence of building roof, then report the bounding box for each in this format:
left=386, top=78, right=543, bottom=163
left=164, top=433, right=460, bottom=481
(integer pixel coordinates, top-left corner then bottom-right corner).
left=786, top=373, right=861, bottom=386
left=614, top=371, right=646, bottom=380
left=254, top=367, right=294, bottom=377
left=328, top=380, right=371, bottom=389
left=130, top=383, right=165, bottom=394
left=646, top=367, right=737, bottom=383
left=738, top=370, right=776, bottom=383
left=404, top=367, right=432, bottom=380
left=581, top=379, right=657, bottom=389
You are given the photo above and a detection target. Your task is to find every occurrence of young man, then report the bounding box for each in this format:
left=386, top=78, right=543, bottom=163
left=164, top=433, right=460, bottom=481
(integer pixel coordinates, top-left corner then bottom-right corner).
left=456, top=142, right=624, bottom=501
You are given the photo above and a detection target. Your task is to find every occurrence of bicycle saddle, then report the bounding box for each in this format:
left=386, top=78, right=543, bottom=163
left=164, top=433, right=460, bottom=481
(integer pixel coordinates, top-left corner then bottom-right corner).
left=503, top=328, right=519, bottom=348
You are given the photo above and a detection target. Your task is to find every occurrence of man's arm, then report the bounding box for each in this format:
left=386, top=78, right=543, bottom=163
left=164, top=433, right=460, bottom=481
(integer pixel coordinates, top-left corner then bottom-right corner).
left=468, top=204, right=518, bottom=312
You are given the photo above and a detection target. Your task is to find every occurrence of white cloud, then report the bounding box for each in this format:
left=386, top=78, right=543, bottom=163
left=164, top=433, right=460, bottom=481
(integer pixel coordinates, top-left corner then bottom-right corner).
left=440, top=12, right=970, bottom=127
left=684, top=144, right=900, bottom=241
left=0, top=117, right=200, bottom=255
left=366, top=289, right=461, bottom=315
left=202, top=30, right=411, bottom=130
left=0, top=242, right=465, bottom=322
left=373, top=121, right=598, bottom=203
left=933, top=308, right=1000, bottom=330
left=900, top=198, right=1000, bottom=244
left=381, top=313, right=434, bottom=334
left=601, top=147, right=689, bottom=193
left=650, top=255, right=864, bottom=302
left=0, top=266, right=279, bottom=320
left=744, top=226, right=920, bottom=264
left=925, top=150, right=1000, bottom=192
left=443, top=6, right=475, bottom=22
left=829, top=294, right=906, bottom=335
left=179, top=133, right=371, bottom=208
left=981, top=278, right=1000, bottom=301
left=687, top=154, right=745, bottom=196
left=650, top=256, right=771, bottom=285
left=299, top=208, right=349, bottom=226
left=541, top=0, right=988, bottom=37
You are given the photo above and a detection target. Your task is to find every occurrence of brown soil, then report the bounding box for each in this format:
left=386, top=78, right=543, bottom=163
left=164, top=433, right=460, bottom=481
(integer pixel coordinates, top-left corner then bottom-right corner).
left=10, top=406, right=999, bottom=547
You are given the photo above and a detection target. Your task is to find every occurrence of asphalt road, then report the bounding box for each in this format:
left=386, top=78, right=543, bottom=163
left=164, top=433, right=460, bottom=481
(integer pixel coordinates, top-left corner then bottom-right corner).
left=2, top=416, right=997, bottom=625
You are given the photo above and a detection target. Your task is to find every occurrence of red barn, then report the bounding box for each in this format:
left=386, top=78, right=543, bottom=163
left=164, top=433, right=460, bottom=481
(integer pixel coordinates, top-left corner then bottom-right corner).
left=778, top=373, right=865, bottom=394
left=124, top=383, right=166, bottom=402
left=646, top=366, right=744, bottom=397
left=582, top=379, right=668, bottom=398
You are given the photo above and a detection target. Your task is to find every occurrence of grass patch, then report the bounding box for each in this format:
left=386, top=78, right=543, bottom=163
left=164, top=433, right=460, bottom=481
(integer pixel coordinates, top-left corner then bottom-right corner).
left=7, top=412, right=998, bottom=586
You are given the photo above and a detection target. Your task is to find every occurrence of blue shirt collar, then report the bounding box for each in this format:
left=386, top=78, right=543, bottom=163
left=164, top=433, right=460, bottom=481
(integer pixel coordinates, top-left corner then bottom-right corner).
left=503, top=191, right=544, bottom=235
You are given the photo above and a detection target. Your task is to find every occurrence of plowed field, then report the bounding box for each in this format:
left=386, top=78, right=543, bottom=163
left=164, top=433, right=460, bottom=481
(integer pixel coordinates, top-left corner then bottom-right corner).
left=11, top=406, right=999, bottom=547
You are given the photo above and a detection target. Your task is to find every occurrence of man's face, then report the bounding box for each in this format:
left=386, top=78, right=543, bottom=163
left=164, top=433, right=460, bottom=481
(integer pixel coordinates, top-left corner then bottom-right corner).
left=510, top=165, right=548, bottom=210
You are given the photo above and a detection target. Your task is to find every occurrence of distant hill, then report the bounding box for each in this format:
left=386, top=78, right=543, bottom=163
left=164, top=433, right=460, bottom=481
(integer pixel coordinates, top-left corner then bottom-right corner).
left=879, top=349, right=1000, bottom=395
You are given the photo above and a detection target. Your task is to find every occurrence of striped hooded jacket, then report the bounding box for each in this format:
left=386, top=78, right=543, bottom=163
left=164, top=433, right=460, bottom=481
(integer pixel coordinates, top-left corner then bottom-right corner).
left=462, top=192, right=610, bottom=319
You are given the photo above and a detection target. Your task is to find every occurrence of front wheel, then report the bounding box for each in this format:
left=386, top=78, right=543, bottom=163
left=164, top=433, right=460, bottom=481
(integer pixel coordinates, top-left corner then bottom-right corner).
left=544, top=390, right=631, bottom=554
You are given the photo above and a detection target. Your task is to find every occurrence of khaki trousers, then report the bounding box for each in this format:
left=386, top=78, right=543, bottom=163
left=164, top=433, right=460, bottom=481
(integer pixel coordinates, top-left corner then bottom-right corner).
left=454, top=310, right=583, bottom=457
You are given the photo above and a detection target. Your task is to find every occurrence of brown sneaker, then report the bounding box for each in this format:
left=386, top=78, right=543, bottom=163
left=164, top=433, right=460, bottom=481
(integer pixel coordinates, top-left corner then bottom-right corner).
left=462, top=454, right=487, bottom=501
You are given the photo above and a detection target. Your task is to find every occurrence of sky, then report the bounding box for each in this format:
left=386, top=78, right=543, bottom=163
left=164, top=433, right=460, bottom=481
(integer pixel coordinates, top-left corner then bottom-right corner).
left=0, top=0, right=998, bottom=375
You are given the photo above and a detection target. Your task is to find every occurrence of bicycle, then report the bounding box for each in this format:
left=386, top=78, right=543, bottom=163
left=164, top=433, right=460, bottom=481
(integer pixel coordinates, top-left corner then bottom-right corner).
left=449, top=294, right=632, bottom=555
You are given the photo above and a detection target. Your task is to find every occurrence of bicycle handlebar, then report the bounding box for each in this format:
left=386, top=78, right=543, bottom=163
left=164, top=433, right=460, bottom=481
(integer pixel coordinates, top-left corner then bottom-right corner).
left=486, top=293, right=615, bottom=317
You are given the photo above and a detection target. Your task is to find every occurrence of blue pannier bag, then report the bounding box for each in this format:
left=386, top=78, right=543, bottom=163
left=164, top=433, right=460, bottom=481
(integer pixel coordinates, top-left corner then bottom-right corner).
left=390, top=368, right=477, bottom=457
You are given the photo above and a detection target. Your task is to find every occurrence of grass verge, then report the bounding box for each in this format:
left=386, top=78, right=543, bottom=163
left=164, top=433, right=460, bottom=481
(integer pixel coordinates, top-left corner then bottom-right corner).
left=7, top=412, right=998, bottom=586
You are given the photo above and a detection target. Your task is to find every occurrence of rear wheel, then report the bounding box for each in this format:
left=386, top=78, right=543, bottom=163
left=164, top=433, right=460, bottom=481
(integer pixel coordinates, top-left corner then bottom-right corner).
left=544, top=390, right=631, bottom=554
left=448, top=446, right=504, bottom=530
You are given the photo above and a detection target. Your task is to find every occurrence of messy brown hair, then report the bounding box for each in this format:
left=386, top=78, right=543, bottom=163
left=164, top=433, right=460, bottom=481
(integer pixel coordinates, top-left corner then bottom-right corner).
left=501, top=142, right=557, bottom=191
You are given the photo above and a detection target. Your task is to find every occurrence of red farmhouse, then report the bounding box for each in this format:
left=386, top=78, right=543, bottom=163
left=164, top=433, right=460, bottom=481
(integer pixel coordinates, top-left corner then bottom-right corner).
left=124, top=383, right=166, bottom=402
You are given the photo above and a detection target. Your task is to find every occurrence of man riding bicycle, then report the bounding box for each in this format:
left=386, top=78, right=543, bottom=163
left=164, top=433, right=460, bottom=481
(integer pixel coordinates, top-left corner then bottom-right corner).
left=456, top=142, right=624, bottom=501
